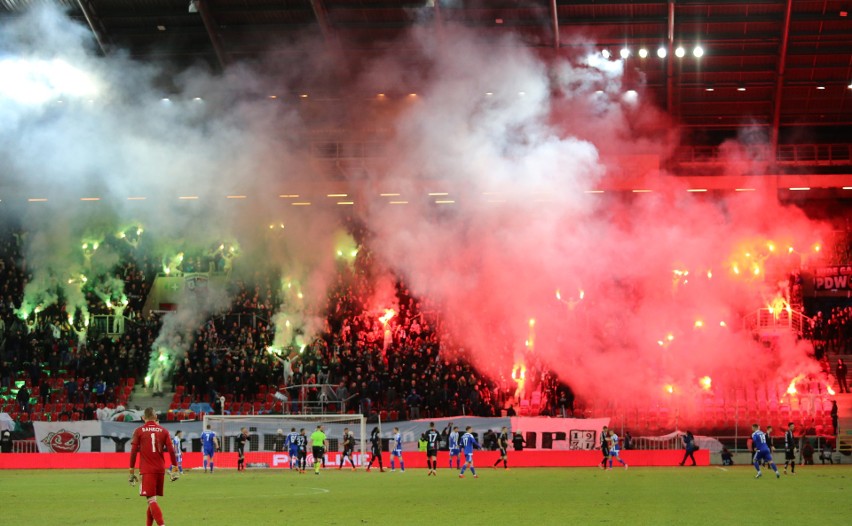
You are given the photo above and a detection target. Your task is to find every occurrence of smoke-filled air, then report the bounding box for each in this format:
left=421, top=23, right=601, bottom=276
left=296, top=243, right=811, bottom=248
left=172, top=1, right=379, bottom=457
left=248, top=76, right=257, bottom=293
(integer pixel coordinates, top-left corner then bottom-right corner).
left=0, top=5, right=833, bottom=423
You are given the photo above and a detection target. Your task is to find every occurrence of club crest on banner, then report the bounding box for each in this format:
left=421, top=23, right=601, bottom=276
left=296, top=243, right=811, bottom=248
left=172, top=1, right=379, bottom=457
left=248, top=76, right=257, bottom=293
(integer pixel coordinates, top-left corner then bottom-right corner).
left=41, top=428, right=82, bottom=453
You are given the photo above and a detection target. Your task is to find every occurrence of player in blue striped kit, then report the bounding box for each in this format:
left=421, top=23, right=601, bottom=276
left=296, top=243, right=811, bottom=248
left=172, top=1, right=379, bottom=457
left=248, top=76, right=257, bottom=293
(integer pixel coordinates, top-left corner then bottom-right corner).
left=390, top=427, right=405, bottom=472
left=751, top=424, right=780, bottom=479
left=607, top=430, right=628, bottom=470
left=448, top=426, right=461, bottom=470
left=170, top=430, right=184, bottom=474
left=458, top=426, right=480, bottom=479
left=286, top=427, right=299, bottom=470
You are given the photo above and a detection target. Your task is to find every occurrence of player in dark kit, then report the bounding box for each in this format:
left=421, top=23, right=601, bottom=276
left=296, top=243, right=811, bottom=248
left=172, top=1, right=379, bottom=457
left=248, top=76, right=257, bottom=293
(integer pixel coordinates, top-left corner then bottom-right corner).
left=339, top=427, right=357, bottom=470
left=236, top=427, right=250, bottom=472
left=295, top=428, right=308, bottom=473
left=493, top=426, right=510, bottom=469
left=365, top=426, right=385, bottom=472
left=598, top=425, right=609, bottom=469
left=425, top=422, right=441, bottom=476
left=783, top=422, right=797, bottom=474
left=129, top=407, right=178, bottom=526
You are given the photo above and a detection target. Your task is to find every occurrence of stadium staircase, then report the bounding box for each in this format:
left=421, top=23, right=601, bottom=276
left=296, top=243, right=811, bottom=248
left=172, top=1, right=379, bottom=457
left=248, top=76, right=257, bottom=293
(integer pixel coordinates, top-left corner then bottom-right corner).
left=742, top=307, right=810, bottom=337
left=131, top=388, right=172, bottom=415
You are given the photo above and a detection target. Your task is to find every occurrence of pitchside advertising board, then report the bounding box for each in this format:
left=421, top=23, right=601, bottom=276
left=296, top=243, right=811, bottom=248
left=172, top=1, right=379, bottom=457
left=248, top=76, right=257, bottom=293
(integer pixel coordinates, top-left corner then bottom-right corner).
left=31, top=416, right=610, bottom=454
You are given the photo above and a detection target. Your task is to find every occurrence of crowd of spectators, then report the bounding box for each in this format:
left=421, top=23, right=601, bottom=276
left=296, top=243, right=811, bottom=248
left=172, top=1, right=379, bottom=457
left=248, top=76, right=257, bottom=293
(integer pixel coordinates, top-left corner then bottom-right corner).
left=2, top=216, right=848, bottom=431
left=171, top=235, right=520, bottom=419
left=0, top=223, right=159, bottom=422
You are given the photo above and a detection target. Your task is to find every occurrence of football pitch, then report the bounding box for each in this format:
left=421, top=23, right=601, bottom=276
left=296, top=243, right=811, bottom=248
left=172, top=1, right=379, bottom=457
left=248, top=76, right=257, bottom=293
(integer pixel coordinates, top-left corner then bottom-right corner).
left=2, top=465, right=849, bottom=525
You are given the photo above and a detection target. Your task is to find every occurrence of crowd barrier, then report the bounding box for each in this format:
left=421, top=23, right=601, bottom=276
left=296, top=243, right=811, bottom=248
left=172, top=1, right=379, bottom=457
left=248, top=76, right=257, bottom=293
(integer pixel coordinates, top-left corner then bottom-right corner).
left=0, top=449, right=709, bottom=469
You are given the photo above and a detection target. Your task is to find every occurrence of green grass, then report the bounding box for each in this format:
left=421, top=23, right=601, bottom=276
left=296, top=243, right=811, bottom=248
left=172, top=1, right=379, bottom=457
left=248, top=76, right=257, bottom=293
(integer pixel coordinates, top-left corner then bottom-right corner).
left=1, top=466, right=849, bottom=525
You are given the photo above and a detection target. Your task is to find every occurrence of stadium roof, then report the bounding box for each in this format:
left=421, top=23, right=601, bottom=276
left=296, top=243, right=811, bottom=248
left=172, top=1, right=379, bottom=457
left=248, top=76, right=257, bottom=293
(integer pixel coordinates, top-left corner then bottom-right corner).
left=1, top=0, right=851, bottom=178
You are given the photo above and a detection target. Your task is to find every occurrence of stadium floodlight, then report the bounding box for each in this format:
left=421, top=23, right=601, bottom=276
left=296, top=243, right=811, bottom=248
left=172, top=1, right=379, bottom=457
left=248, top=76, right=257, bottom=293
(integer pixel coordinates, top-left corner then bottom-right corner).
left=0, top=58, right=99, bottom=105
left=675, top=46, right=686, bottom=58
left=693, top=46, right=704, bottom=58
left=638, top=48, right=648, bottom=58
left=601, top=49, right=611, bottom=59
left=657, top=46, right=667, bottom=58
left=620, top=47, right=630, bottom=59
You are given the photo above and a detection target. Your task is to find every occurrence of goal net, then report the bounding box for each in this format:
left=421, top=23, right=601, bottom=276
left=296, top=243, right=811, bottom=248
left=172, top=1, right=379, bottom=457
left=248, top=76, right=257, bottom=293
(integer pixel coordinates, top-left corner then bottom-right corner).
left=202, top=413, right=367, bottom=470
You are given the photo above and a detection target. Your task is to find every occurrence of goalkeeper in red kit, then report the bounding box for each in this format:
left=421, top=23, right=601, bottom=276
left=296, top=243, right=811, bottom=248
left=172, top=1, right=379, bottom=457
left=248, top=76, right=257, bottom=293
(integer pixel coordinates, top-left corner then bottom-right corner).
left=129, top=407, right=178, bottom=526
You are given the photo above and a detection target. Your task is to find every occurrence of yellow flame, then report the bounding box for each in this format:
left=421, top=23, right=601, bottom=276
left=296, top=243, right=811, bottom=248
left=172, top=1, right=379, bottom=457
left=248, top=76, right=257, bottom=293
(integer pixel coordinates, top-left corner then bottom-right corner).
left=719, top=321, right=727, bottom=327
left=694, top=320, right=704, bottom=328
left=379, top=308, right=396, bottom=326
left=665, top=384, right=674, bottom=394
left=699, top=376, right=712, bottom=390
left=555, top=289, right=561, bottom=300
left=827, top=385, right=835, bottom=396
left=786, top=378, right=798, bottom=395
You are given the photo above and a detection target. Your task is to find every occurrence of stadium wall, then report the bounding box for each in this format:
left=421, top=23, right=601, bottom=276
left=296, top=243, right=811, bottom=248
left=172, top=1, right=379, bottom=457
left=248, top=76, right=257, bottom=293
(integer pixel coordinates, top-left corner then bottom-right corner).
left=0, top=450, right=709, bottom=469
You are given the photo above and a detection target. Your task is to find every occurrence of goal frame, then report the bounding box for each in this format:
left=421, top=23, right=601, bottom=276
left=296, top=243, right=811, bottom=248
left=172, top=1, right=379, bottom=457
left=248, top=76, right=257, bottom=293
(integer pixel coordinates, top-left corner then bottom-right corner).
left=202, top=413, right=367, bottom=467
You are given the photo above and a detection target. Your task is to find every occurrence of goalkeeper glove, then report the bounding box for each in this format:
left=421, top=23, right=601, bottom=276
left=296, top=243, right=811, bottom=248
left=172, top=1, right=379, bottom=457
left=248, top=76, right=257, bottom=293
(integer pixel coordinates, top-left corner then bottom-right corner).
left=129, top=474, right=139, bottom=487
left=168, top=467, right=180, bottom=482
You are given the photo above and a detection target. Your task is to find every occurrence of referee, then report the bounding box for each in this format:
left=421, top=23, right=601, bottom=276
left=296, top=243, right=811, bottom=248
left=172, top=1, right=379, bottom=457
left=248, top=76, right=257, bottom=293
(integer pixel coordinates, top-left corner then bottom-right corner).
left=310, top=425, right=328, bottom=475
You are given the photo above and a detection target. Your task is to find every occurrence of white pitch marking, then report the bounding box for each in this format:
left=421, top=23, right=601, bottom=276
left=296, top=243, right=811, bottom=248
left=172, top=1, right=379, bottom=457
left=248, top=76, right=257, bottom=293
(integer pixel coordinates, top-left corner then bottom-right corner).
left=716, top=467, right=728, bottom=472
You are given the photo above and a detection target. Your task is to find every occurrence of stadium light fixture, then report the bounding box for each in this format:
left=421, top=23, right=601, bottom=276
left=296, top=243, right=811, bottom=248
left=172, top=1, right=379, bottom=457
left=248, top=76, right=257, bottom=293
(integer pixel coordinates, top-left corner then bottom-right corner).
left=737, top=85, right=747, bottom=92
left=693, top=46, right=704, bottom=58
left=620, top=48, right=630, bottom=59
left=638, top=48, right=648, bottom=58
left=0, top=58, right=100, bottom=105
left=816, top=85, right=826, bottom=90
left=675, top=46, right=686, bottom=58
left=657, top=47, right=667, bottom=58
left=601, top=49, right=611, bottom=59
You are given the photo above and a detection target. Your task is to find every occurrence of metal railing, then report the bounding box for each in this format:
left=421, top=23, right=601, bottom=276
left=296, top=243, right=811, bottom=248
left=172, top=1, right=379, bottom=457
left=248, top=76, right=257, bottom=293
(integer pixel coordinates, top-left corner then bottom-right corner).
left=673, top=144, right=852, bottom=166
left=742, top=308, right=811, bottom=335
left=12, top=440, right=38, bottom=453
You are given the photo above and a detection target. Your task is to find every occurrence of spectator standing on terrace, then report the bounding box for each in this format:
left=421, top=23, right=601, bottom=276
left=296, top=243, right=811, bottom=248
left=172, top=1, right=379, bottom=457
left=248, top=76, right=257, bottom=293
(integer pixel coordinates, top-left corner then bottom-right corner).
left=15, top=383, right=29, bottom=414
left=837, top=359, right=848, bottom=393
left=831, top=400, right=838, bottom=435
left=407, top=389, right=422, bottom=420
